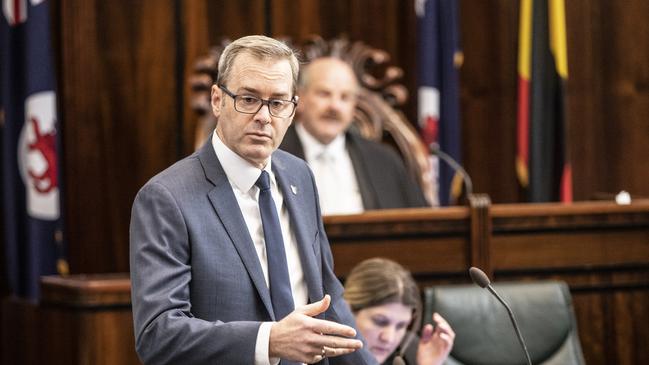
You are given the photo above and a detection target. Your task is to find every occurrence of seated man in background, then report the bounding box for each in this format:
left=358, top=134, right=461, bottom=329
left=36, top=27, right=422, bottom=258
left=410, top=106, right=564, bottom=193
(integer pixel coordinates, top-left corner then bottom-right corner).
left=279, top=57, right=428, bottom=215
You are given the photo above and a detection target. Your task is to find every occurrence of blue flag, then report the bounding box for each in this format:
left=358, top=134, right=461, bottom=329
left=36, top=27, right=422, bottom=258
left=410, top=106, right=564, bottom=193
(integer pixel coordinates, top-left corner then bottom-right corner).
left=1, top=0, right=67, bottom=300
left=416, top=0, right=463, bottom=206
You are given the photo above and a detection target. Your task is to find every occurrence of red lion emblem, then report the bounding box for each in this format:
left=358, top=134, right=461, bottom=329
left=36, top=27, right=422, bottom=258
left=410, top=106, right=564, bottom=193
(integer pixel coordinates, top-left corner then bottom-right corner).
left=27, top=117, right=58, bottom=193
left=422, top=115, right=439, bottom=147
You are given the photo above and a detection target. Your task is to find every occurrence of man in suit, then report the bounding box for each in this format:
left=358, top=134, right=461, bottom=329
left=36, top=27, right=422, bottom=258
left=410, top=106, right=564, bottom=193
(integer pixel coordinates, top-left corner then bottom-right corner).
left=130, top=35, right=377, bottom=365
left=279, top=57, right=428, bottom=215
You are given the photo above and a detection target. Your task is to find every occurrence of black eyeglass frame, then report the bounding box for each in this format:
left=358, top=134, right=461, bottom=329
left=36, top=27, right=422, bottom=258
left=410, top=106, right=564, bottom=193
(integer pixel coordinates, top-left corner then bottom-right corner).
left=218, top=84, right=298, bottom=118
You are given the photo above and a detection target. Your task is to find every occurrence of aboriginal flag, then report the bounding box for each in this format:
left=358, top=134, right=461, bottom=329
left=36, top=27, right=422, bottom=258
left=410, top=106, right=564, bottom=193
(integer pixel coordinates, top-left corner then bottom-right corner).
left=516, top=0, right=572, bottom=202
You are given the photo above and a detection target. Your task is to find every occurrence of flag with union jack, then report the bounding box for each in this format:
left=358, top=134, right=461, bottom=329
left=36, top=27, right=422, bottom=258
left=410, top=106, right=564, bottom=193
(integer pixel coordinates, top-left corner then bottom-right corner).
left=1, top=0, right=67, bottom=300
left=416, top=0, right=463, bottom=206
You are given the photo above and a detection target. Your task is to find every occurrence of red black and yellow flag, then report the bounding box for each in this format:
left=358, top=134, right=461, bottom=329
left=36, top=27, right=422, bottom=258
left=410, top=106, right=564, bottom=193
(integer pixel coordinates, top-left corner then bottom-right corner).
left=516, top=0, right=572, bottom=202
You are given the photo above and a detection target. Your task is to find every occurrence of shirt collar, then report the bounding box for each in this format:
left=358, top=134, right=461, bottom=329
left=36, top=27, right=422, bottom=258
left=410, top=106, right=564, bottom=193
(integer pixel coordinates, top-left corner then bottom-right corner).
left=295, top=123, right=347, bottom=162
left=211, top=131, right=274, bottom=193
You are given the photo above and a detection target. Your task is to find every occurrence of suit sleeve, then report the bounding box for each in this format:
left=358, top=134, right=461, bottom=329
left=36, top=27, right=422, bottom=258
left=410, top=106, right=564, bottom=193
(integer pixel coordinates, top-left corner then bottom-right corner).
left=318, top=221, right=379, bottom=365
left=130, top=181, right=260, bottom=365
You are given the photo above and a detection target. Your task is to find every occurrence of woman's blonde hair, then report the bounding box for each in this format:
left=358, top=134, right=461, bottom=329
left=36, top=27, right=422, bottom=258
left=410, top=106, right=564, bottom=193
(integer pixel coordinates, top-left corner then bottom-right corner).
left=344, top=257, right=422, bottom=331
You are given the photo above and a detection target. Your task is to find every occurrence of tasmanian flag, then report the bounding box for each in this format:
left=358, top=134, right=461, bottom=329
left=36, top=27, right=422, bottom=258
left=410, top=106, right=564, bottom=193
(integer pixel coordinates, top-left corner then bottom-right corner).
left=416, top=0, right=463, bottom=206
left=1, top=0, right=67, bottom=300
left=516, top=0, right=572, bottom=202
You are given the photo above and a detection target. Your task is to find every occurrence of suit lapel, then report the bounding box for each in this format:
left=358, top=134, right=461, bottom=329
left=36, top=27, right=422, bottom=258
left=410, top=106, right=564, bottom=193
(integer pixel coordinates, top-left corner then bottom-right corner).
left=278, top=124, right=306, bottom=159
left=272, top=154, right=324, bottom=304
left=346, top=133, right=379, bottom=209
left=197, top=142, right=275, bottom=319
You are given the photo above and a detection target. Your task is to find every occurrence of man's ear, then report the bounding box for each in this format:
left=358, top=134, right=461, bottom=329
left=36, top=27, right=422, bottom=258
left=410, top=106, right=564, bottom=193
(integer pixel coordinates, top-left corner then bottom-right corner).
left=211, top=84, right=222, bottom=117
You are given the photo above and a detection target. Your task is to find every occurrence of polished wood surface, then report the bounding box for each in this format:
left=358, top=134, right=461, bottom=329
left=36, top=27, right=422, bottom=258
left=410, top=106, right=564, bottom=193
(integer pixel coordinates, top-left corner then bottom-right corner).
left=3, top=202, right=648, bottom=364
left=40, top=274, right=139, bottom=365
left=41, top=273, right=132, bottom=307
left=324, top=200, right=649, bottom=277
left=323, top=200, right=649, bottom=365
left=58, top=0, right=180, bottom=274
left=44, top=0, right=649, bottom=276
left=2, top=274, right=139, bottom=365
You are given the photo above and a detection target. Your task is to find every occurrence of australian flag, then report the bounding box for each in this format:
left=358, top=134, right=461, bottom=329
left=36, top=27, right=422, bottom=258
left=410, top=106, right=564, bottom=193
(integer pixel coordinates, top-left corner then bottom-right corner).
left=1, top=0, right=67, bottom=300
left=416, top=0, right=463, bottom=206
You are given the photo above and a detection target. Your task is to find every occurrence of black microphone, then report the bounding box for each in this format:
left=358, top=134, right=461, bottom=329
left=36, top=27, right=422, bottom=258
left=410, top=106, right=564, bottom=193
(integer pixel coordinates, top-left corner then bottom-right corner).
left=469, top=267, right=532, bottom=365
left=429, top=142, right=473, bottom=200
left=392, top=331, right=415, bottom=365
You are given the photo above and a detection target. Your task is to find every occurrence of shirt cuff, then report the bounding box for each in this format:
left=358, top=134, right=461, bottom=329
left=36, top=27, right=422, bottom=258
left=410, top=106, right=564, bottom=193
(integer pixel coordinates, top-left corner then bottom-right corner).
left=255, top=322, right=280, bottom=365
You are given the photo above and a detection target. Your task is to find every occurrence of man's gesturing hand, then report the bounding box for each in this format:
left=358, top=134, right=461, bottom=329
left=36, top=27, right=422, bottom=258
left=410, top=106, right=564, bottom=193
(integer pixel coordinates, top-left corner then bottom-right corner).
left=269, top=295, right=363, bottom=364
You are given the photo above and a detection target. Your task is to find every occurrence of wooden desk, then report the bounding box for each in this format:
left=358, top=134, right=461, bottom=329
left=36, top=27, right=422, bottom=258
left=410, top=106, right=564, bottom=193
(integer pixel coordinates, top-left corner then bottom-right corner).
left=324, top=199, right=649, bottom=364
left=3, top=200, right=647, bottom=365
left=2, top=273, right=139, bottom=365
left=40, top=274, right=139, bottom=365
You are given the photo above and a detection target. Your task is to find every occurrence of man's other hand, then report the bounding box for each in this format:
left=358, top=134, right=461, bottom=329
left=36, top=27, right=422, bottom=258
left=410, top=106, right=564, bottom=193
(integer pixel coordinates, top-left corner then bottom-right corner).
left=269, top=294, right=363, bottom=363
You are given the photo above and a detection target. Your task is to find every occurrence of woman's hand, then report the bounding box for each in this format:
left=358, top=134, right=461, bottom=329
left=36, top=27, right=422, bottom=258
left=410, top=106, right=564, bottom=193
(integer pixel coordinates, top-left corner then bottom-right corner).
left=416, top=313, right=455, bottom=365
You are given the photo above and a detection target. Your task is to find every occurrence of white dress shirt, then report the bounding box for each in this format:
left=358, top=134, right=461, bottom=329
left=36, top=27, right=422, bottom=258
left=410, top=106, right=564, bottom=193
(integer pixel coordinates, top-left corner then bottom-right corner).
left=212, top=132, right=308, bottom=365
left=295, top=124, right=364, bottom=215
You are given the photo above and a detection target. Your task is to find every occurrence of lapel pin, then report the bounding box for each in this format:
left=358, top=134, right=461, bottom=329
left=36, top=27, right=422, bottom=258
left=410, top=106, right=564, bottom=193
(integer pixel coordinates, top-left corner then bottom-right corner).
left=290, top=185, right=298, bottom=195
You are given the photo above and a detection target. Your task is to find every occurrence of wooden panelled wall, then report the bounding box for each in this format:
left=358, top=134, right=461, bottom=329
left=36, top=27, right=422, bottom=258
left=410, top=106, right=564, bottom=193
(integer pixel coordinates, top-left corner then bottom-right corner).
left=49, top=0, right=649, bottom=274
left=1, top=1, right=648, bottom=362
left=5, top=0, right=648, bottom=348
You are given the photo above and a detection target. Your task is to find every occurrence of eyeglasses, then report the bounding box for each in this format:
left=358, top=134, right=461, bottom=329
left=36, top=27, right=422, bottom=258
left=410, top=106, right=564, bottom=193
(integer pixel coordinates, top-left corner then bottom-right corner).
left=218, top=84, right=297, bottom=118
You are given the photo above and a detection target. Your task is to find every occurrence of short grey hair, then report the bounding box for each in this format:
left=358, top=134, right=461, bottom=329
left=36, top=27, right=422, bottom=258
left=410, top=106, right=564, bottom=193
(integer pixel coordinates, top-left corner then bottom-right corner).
left=217, top=35, right=300, bottom=96
left=297, top=57, right=360, bottom=96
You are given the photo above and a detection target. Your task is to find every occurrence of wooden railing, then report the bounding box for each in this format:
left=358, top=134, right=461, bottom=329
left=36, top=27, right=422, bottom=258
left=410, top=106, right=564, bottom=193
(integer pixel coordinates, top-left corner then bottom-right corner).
left=3, top=198, right=648, bottom=364
left=323, top=198, right=649, bottom=364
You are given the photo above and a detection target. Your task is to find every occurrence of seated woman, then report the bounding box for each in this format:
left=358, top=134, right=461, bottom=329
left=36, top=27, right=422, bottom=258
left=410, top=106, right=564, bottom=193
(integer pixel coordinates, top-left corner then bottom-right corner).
left=344, top=258, right=455, bottom=365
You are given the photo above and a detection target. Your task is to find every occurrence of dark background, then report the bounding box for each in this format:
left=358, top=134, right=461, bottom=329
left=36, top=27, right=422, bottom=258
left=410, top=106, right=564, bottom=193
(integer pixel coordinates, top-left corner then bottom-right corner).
left=3, top=0, right=648, bottom=284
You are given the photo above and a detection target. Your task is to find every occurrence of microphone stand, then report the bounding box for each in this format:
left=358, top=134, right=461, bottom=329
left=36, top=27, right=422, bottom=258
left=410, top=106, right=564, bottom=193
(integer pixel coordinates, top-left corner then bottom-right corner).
left=469, top=267, right=532, bottom=365
left=485, top=285, right=533, bottom=365
left=429, top=143, right=473, bottom=202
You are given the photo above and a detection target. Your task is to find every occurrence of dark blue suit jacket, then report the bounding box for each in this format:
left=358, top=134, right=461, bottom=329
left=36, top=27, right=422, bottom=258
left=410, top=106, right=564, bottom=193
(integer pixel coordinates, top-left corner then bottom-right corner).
left=130, top=141, right=377, bottom=364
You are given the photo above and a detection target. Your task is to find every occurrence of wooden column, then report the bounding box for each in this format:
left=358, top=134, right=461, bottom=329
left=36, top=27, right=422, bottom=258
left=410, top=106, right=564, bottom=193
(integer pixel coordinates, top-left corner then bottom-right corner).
left=468, top=194, right=492, bottom=277
left=39, top=274, right=140, bottom=365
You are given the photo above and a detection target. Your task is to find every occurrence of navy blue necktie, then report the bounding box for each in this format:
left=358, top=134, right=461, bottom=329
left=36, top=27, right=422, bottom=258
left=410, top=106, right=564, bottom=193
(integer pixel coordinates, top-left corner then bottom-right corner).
left=256, top=171, right=295, bottom=321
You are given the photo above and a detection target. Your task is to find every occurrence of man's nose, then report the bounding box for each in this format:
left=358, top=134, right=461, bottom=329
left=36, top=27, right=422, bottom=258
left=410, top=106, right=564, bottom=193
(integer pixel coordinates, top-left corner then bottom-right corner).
left=330, top=96, right=346, bottom=110
left=254, top=103, right=272, bottom=124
